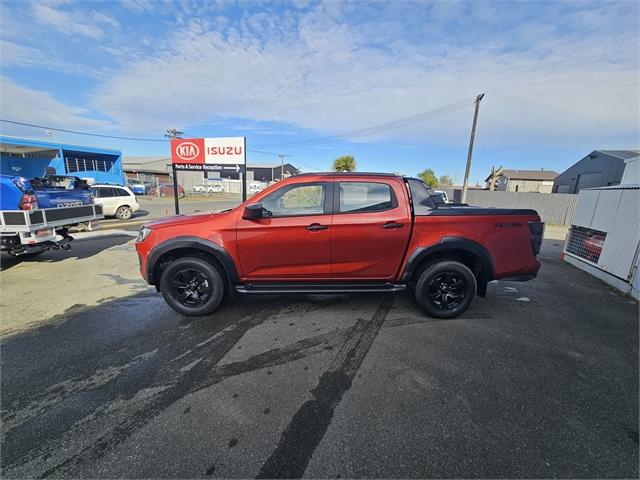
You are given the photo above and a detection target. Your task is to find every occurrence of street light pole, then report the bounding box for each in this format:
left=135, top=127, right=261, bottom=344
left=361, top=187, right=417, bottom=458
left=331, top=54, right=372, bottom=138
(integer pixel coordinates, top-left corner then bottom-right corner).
left=461, top=93, right=485, bottom=204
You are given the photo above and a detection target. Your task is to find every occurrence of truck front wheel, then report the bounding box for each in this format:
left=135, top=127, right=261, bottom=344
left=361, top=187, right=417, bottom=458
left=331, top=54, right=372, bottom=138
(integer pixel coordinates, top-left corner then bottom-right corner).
left=414, top=260, right=477, bottom=319
left=160, top=257, right=225, bottom=316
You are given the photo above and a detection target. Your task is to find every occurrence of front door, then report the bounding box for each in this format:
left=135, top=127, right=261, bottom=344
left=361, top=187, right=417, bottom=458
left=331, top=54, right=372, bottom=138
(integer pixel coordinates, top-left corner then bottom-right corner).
left=331, top=180, right=412, bottom=280
left=236, top=182, right=332, bottom=280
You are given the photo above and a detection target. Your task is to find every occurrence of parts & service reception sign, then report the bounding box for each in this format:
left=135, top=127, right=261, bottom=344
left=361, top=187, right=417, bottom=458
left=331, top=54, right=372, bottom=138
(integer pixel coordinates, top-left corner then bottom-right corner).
left=171, top=137, right=246, bottom=171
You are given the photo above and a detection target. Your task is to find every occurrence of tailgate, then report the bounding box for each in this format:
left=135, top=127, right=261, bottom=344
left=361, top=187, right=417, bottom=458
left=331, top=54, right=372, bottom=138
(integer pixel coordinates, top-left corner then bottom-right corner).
left=34, top=189, right=92, bottom=208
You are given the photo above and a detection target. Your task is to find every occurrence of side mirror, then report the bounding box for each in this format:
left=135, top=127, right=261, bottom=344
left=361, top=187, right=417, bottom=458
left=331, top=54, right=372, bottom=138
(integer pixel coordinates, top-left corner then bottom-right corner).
left=242, top=203, right=263, bottom=220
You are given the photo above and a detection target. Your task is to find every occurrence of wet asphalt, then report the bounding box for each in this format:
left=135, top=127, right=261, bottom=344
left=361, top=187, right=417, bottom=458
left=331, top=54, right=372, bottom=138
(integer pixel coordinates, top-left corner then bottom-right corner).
left=1, top=240, right=638, bottom=478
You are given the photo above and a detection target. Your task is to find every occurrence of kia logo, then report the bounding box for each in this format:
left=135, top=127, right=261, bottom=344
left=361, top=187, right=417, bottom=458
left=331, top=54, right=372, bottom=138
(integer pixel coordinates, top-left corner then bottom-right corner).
left=176, top=142, right=200, bottom=161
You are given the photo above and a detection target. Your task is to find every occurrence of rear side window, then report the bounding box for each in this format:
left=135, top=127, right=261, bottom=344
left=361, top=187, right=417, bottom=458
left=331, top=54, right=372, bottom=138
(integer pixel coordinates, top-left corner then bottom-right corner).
left=116, top=188, right=132, bottom=197
left=338, top=182, right=396, bottom=213
left=96, top=187, right=116, bottom=197
left=406, top=178, right=438, bottom=214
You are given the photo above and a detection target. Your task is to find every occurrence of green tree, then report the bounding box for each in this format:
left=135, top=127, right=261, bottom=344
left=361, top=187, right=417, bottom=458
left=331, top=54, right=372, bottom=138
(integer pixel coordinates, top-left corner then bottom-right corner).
left=438, top=175, right=454, bottom=187
left=333, top=155, right=356, bottom=172
left=418, top=169, right=438, bottom=187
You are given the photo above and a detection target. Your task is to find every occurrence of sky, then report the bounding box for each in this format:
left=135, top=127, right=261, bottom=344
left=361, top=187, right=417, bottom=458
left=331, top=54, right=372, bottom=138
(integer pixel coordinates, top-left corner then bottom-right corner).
left=1, top=0, right=638, bottom=184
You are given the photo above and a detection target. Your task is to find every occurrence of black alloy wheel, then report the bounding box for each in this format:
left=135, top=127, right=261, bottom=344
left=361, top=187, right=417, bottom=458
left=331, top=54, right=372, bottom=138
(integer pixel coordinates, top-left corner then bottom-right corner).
left=427, top=271, right=467, bottom=310
left=169, top=268, right=213, bottom=307
left=160, top=256, right=225, bottom=316
left=414, top=260, right=477, bottom=319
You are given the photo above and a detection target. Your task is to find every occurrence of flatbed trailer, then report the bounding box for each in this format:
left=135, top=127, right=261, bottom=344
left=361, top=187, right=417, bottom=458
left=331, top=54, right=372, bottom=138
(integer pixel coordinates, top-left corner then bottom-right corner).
left=0, top=204, right=103, bottom=255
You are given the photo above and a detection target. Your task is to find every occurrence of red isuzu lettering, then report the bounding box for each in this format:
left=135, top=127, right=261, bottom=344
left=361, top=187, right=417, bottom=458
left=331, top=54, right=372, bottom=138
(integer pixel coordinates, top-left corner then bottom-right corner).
left=135, top=173, right=543, bottom=318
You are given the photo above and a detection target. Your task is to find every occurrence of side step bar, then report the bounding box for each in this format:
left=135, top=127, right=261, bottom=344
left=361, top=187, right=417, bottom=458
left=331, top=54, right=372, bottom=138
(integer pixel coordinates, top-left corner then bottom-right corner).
left=235, top=282, right=406, bottom=294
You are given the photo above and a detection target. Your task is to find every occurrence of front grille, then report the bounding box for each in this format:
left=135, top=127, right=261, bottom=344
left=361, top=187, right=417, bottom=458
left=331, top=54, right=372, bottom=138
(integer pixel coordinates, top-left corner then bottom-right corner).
left=566, top=226, right=606, bottom=264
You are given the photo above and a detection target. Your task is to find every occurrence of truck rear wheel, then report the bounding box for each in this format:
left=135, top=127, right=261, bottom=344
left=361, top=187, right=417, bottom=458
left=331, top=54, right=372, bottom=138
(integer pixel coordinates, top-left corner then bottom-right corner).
left=414, top=260, right=476, bottom=319
left=160, top=256, right=225, bottom=316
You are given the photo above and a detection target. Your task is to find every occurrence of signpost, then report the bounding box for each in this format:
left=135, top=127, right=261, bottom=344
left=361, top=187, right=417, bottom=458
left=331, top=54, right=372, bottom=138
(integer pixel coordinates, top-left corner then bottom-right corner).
left=170, top=137, right=247, bottom=214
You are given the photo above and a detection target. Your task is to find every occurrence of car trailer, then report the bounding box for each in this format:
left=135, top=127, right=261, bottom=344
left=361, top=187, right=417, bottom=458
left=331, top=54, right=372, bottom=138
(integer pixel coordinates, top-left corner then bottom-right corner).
left=0, top=204, right=103, bottom=256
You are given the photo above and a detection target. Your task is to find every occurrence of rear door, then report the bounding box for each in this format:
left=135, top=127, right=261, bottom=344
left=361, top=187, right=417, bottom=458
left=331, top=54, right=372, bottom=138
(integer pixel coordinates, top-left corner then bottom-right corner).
left=92, top=187, right=118, bottom=215
left=331, top=179, right=412, bottom=279
left=236, top=181, right=333, bottom=280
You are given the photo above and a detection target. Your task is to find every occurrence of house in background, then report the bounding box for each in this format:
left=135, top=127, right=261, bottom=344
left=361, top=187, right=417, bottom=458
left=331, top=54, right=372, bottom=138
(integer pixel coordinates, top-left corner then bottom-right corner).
left=486, top=169, right=558, bottom=193
left=553, top=150, right=639, bottom=194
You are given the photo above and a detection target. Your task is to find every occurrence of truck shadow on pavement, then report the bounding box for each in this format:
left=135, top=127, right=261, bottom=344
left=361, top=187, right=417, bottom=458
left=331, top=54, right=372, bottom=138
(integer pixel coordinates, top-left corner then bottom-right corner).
left=0, top=234, right=134, bottom=272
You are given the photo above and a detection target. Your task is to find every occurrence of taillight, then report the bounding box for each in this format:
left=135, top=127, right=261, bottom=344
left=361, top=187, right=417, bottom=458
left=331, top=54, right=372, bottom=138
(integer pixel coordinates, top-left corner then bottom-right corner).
left=20, top=194, right=38, bottom=211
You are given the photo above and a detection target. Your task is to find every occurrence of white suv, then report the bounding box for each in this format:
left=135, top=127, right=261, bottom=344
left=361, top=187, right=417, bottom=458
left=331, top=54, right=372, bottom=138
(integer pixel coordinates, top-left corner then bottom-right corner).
left=90, top=185, right=140, bottom=220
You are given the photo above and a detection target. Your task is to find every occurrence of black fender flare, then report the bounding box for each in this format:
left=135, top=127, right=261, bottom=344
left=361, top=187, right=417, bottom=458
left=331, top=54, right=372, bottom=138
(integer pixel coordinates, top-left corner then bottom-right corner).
left=146, top=236, right=239, bottom=286
left=401, top=237, right=494, bottom=296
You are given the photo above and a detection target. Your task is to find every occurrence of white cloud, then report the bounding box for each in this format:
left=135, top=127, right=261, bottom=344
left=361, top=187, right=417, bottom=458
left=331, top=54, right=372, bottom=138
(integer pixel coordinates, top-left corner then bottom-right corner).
left=0, top=77, right=112, bottom=132
left=89, top=2, right=639, bottom=148
left=32, top=3, right=120, bottom=39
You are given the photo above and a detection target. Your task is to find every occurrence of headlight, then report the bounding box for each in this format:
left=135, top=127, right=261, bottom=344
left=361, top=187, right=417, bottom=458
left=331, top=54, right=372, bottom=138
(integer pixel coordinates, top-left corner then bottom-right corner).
left=136, top=226, right=152, bottom=242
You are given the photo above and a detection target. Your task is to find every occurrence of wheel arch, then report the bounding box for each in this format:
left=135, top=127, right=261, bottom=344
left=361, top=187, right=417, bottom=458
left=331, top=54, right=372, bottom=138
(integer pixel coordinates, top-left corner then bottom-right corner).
left=147, top=237, right=239, bottom=291
left=402, top=237, right=494, bottom=297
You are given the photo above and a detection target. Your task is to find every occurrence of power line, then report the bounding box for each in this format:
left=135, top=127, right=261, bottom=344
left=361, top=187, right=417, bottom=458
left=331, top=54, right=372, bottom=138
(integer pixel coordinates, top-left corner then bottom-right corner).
left=252, top=98, right=473, bottom=148
left=0, top=119, right=168, bottom=142
left=0, top=119, right=292, bottom=157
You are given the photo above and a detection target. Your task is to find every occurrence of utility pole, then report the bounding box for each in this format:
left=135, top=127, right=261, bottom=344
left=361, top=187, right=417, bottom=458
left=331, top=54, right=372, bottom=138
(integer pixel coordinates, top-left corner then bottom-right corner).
left=461, top=93, right=485, bottom=204
left=164, top=128, right=184, bottom=214
left=164, top=128, right=184, bottom=139
left=278, top=154, right=291, bottom=181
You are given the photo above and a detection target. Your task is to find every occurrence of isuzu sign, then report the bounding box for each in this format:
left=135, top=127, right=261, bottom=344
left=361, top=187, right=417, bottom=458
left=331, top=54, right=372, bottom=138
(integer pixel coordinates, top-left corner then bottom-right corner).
left=171, top=137, right=245, bottom=166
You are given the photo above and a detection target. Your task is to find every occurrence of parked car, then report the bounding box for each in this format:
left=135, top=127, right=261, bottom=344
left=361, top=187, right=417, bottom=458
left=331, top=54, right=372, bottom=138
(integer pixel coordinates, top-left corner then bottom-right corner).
left=433, top=190, right=449, bottom=203
left=90, top=185, right=140, bottom=220
left=193, top=183, right=225, bottom=194
left=249, top=182, right=264, bottom=195
left=135, top=173, right=543, bottom=318
left=148, top=184, right=185, bottom=198
left=127, top=181, right=146, bottom=195
left=0, top=173, right=102, bottom=256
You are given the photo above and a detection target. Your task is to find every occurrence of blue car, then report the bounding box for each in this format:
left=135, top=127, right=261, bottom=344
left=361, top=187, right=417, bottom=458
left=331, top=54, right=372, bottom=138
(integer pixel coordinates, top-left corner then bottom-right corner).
left=127, top=181, right=146, bottom=195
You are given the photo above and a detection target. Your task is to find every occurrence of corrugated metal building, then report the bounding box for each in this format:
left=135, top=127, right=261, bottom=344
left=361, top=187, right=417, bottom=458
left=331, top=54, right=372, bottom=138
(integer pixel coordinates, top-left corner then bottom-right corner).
left=563, top=157, right=640, bottom=299
left=1, top=136, right=124, bottom=185
left=553, top=150, right=639, bottom=193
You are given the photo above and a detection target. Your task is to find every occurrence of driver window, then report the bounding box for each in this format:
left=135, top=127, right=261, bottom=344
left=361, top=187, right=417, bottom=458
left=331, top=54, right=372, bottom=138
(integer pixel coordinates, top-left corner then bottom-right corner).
left=261, top=183, right=325, bottom=217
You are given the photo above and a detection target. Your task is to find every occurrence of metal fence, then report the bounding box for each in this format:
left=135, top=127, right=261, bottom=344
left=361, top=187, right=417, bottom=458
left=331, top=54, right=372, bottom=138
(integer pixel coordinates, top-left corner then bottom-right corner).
left=443, top=189, right=578, bottom=225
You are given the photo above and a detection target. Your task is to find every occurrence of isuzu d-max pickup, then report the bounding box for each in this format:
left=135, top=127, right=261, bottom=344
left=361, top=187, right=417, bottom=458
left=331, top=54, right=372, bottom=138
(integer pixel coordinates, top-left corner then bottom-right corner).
left=135, top=173, right=543, bottom=318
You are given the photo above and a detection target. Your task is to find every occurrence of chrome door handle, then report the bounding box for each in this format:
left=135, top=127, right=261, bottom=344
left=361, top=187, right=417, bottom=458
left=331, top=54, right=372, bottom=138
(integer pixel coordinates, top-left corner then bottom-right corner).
left=306, top=223, right=328, bottom=231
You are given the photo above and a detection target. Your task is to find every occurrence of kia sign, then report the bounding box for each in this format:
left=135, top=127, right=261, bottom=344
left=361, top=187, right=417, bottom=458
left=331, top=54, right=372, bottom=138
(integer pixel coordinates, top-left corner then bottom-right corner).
left=173, top=140, right=202, bottom=163
left=171, top=137, right=245, bottom=166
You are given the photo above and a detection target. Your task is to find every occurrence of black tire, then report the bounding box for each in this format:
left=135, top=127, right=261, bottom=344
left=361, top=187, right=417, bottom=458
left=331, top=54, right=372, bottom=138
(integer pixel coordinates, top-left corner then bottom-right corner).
left=115, top=206, right=133, bottom=220
left=414, top=260, right=477, bottom=319
left=160, top=256, right=225, bottom=316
